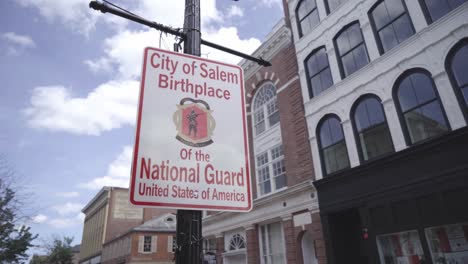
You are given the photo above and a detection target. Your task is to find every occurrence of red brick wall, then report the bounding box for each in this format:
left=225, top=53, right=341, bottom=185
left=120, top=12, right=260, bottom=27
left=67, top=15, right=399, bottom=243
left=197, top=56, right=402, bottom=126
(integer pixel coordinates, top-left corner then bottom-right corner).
left=246, top=227, right=259, bottom=264
left=290, top=212, right=327, bottom=264
left=244, top=41, right=316, bottom=195
left=104, top=189, right=143, bottom=243
left=216, top=236, right=224, bottom=264
left=277, top=80, right=316, bottom=186
left=129, top=232, right=175, bottom=263
left=283, top=218, right=298, bottom=264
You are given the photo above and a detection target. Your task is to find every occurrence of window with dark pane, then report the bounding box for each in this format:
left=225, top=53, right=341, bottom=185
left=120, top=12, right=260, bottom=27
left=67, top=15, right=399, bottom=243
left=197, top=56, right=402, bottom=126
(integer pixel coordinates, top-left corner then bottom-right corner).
left=318, top=116, right=350, bottom=175
left=421, top=0, right=468, bottom=23
left=353, top=97, right=394, bottom=161
left=143, top=236, right=152, bottom=252
left=306, top=47, right=334, bottom=98
left=256, top=152, right=271, bottom=195
left=334, top=23, right=369, bottom=78
left=370, top=0, right=415, bottom=54
left=325, top=0, right=349, bottom=14
left=253, top=83, right=279, bottom=135
left=396, top=71, right=449, bottom=144
left=448, top=40, right=468, bottom=114
left=229, top=234, right=246, bottom=251
left=296, top=0, right=320, bottom=36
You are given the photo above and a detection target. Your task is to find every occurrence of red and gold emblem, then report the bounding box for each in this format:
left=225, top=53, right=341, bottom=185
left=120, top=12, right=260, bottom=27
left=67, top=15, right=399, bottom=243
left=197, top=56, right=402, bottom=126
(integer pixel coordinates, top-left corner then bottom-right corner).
left=173, top=98, right=216, bottom=147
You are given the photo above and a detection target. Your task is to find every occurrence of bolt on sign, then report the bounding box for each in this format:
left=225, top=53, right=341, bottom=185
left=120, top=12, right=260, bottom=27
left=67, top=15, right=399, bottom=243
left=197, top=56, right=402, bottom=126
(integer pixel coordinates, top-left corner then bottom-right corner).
left=130, top=47, right=252, bottom=212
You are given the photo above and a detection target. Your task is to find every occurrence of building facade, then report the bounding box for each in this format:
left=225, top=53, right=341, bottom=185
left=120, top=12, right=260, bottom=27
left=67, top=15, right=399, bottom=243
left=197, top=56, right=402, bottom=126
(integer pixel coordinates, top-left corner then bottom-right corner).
left=202, top=17, right=326, bottom=264
left=284, top=0, right=468, bottom=263
left=79, top=187, right=174, bottom=264
left=101, top=213, right=176, bottom=264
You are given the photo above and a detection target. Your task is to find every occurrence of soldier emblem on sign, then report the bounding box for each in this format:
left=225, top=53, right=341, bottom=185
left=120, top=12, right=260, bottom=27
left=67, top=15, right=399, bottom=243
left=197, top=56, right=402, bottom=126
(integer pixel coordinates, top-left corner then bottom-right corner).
left=173, top=98, right=216, bottom=147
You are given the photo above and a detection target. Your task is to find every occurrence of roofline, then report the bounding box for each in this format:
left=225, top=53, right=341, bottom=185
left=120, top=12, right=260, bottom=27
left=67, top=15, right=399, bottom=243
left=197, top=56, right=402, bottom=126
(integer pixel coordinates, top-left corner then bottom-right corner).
left=81, top=187, right=110, bottom=213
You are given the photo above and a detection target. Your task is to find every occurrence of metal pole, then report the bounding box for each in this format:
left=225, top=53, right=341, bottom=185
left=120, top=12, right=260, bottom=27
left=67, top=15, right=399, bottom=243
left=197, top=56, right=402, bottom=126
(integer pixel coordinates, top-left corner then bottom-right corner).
left=176, top=1, right=203, bottom=264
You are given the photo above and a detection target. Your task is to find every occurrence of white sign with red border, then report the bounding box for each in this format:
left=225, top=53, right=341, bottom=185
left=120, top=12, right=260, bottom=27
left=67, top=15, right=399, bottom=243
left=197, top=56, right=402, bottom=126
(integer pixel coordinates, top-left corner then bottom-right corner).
left=130, top=47, right=252, bottom=212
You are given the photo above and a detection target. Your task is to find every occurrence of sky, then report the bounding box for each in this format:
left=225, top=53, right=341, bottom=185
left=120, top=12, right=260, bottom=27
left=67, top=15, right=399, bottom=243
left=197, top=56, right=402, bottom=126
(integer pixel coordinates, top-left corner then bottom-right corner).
left=0, top=0, right=283, bottom=257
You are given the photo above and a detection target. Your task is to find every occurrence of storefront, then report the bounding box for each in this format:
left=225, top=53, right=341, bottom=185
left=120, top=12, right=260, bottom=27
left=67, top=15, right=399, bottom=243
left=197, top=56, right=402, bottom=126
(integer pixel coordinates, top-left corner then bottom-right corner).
left=314, top=127, right=468, bottom=264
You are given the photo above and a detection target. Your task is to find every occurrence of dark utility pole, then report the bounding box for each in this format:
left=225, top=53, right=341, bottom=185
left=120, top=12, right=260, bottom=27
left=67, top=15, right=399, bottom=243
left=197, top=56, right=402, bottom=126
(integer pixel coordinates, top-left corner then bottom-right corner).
left=176, top=1, right=203, bottom=264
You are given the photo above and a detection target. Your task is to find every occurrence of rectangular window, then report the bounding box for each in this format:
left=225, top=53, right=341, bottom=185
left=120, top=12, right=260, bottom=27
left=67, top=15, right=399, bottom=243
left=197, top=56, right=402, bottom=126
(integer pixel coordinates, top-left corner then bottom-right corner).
left=255, top=110, right=266, bottom=135
left=259, top=222, right=286, bottom=264
left=376, top=230, right=424, bottom=264
left=172, top=236, right=177, bottom=252
left=143, top=236, right=152, bottom=252
left=425, top=222, right=468, bottom=263
left=256, top=145, right=286, bottom=197
left=267, top=101, right=280, bottom=127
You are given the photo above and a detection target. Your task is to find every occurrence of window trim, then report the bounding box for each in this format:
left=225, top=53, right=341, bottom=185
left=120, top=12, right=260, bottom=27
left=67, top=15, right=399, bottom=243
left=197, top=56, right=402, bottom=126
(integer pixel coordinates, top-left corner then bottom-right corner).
left=445, top=37, right=468, bottom=122
left=316, top=114, right=350, bottom=176
left=333, top=21, right=370, bottom=79
left=324, top=0, right=347, bottom=15
left=252, top=82, right=280, bottom=137
left=258, top=222, right=287, bottom=264
left=368, top=0, right=416, bottom=55
left=350, top=94, right=395, bottom=163
left=392, top=68, right=452, bottom=146
left=295, top=0, right=320, bottom=37
left=255, top=144, right=286, bottom=196
left=418, top=0, right=468, bottom=24
left=304, top=46, right=334, bottom=98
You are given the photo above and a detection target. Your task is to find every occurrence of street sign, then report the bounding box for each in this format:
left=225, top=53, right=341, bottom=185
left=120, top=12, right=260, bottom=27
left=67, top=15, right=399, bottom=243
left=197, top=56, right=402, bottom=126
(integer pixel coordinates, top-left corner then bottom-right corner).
left=130, top=47, right=252, bottom=212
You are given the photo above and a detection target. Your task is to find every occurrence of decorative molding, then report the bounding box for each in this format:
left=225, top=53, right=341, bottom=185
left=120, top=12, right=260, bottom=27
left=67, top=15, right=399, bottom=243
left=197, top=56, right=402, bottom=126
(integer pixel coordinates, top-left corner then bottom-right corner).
left=277, top=75, right=299, bottom=94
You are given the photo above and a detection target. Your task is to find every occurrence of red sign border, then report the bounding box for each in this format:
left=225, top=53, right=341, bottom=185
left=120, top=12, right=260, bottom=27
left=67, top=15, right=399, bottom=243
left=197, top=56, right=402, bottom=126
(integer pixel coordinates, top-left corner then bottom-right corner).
left=129, top=47, right=252, bottom=212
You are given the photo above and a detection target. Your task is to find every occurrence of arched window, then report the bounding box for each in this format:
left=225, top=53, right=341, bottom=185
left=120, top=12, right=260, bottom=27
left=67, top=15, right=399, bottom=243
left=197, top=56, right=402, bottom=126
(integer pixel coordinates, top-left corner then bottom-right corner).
left=352, top=95, right=394, bottom=162
left=334, top=22, right=369, bottom=79
left=446, top=38, right=468, bottom=120
left=253, top=83, right=279, bottom=136
left=325, top=0, right=348, bottom=14
left=228, top=234, right=246, bottom=251
left=317, top=115, right=350, bottom=175
left=305, top=47, right=333, bottom=98
left=419, top=0, right=468, bottom=24
left=394, top=69, right=450, bottom=145
left=296, top=0, right=320, bottom=37
left=369, top=0, right=415, bottom=54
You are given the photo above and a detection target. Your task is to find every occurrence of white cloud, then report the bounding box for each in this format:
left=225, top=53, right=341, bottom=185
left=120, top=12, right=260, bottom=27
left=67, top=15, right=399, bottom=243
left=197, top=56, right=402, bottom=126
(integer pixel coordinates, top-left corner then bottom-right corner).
left=79, top=145, right=132, bottom=190
left=1, top=32, right=35, bottom=48
left=201, top=27, right=261, bottom=64
left=135, top=0, right=220, bottom=29
left=226, top=5, right=244, bottom=18
left=48, top=213, right=84, bottom=228
left=1, top=32, right=36, bottom=55
left=32, top=214, right=48, bottom=224
left=89, top=29, right=166, bottom=79
left=55, top=191, right=80, bottom=198
left=51, top=202, right=83, bottom=216
left=260, top=0, right=282, bottom=8
left=84, top=57, right=113, bottom=74
left=24, top=0, right=260, bottom=136
left=23, top=80, right=139, bottom=135
left=14, top=0, right=99, bottom=35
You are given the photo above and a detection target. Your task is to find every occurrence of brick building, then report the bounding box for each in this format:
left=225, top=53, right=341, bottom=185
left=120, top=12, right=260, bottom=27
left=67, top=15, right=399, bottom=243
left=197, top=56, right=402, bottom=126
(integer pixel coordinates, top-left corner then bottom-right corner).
left=79, top=187, right=174, bottom=264
left=283, top=0, right=468, bottom=263
left=202, top=16, right=326, bottom=264
left=101, top=213, right=176, bottom=264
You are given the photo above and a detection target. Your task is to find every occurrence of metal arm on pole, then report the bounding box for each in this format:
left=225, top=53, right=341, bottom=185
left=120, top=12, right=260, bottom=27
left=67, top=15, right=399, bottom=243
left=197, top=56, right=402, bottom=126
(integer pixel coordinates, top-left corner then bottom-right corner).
left=89, top=0, right=271, bottom=66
